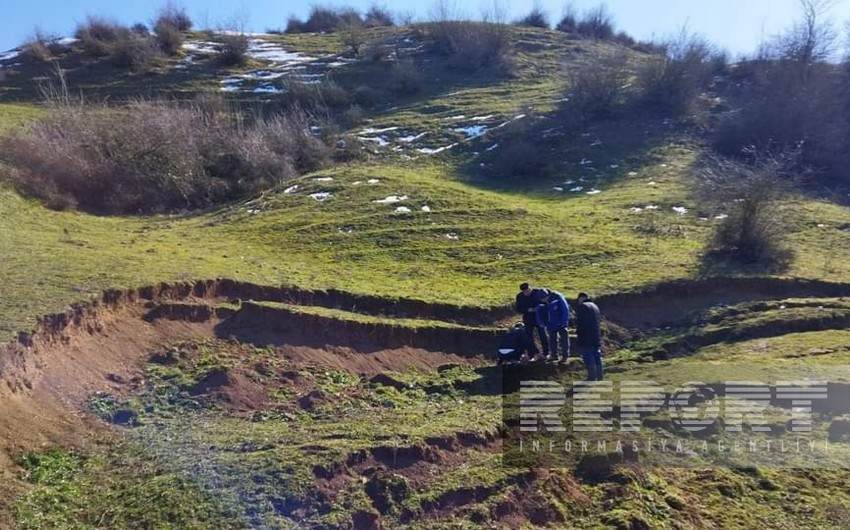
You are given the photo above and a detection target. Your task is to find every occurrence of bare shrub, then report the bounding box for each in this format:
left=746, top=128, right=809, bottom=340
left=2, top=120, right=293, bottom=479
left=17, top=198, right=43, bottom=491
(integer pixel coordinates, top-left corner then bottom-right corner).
left=339, top=104, right=365, bottom=128
left=515, top=3, right=549, bottom=29
left=364, top=5, right=394, bottom=27
left=153, top=20, right=184, bottom=56
left=340, top=19, right=366, bottom=56
left=563, top=51, right=632, bottom=121
left=422, top=21, right=513, bottom=73
left=576, top=5, right=615, bottom=40
left=555, top=3, right=578, bottom=33
left=131, top=23, right=149, bottom=35
left=391, top=58, right=424, bottom=95
left=111, top=35, right=161, bottom=72
left=75, top=16, right=130, bottom=57
left=218, top=33, right=249, bottom=66
left=695, top=148, right=798, bottom=264
left=285, top=16, right=307, bottom=34
left=713, top=0, right=849, bottom=180
left=636, top=29, right=714, bottom=115
left=23, top=29, right=58, bottom=62
left=0, top=100, right=330, bottom=214
left=156, top=2, right=193, bottom=31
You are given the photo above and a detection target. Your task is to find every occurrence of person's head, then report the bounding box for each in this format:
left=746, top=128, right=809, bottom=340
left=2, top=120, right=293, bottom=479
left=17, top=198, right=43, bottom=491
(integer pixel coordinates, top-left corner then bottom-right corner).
left=519, top=282, right=532, bottom=296
left=577, top=292, right=590, bottom=303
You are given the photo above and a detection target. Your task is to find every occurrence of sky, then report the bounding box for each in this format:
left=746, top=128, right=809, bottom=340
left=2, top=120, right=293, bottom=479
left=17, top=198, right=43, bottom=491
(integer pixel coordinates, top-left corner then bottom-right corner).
left=1, top=0, right=848, bottom=57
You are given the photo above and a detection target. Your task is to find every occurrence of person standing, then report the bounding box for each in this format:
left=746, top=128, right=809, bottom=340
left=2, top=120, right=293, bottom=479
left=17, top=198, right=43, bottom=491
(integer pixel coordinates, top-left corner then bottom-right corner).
left=515, top=282, right=550, bottom=360
left=575, top=292, right=603, bottom=380
left=543, top=290, right=571, bottom=362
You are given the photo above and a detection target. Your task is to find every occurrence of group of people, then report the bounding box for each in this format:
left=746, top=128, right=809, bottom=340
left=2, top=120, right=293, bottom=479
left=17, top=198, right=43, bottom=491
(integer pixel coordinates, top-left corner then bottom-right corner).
left=498, top=282, right=604, bottom=381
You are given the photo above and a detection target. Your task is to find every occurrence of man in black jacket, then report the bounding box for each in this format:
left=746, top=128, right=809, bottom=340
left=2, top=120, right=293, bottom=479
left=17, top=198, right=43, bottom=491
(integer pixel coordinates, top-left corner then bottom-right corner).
left=515, top=282, right=550, bottom=360
left=575, top=292, right=603, bottom=380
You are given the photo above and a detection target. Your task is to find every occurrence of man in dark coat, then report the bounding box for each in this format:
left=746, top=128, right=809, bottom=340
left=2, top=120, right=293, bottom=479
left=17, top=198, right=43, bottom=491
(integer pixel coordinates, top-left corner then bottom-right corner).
left=543, top=290, right=571, bottom=362
left=515, top=282, right=550, bottom=360
left=575, top=292, right=603, bottom=380
left=497, top=323, right=527, bottom=364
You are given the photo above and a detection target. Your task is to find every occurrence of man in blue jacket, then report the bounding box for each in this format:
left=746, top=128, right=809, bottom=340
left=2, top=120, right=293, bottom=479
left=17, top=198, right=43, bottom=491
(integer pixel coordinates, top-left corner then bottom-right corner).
left=543, top=290, right=571, bottom=363
left=575, top=292, right=603, bottom=380
left=515, top=282, right=550, bottom=360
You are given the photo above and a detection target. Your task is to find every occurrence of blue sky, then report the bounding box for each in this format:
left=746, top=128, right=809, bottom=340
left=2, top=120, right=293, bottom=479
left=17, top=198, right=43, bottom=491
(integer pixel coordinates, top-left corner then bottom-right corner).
left=1, top=0, right=847, bottom=57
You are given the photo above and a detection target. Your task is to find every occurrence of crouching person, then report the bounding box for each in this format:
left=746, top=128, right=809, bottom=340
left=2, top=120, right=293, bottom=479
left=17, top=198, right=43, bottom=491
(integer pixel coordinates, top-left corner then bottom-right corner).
left=576, top=292, right=603, bottom=381
left=497, top=323, right=527, bottom=364
left=544, top=290, right=571, bottom=363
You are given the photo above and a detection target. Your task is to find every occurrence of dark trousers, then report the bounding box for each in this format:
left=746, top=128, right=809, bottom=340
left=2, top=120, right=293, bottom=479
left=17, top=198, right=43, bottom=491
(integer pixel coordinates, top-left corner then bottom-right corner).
left=523, top=318, right=549, bottom=355
left=579, top=345, right=603, bottom=381
left=548, top=327, right=570, bottom=359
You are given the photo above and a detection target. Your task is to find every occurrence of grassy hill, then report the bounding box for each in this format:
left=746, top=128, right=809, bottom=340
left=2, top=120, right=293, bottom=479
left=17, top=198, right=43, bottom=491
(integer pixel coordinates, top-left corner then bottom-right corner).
left=3, top=19, right=850, bottom=530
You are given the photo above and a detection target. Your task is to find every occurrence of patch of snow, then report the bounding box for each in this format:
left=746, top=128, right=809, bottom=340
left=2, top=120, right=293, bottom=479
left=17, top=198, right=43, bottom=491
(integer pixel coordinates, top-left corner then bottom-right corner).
left=514, top=114, right=526, bottom=120
left=587, top=189, right=601, bottom=195
left=220, top=85, right=241, bottom=92
left=454, top=125, right=488, bottom=138
left=580, top=158, right=593, bottom=165
left=570, top=186, right=584, bottom=192
left=284, top=185, right=299, bottom=194
left=609, top=164, right=619, bottom=169
left=352, top=181, right=362, bottom=185
left=182, top=41, right=219, bottom=54
left=421, top=205, right=431, bottom=212
left=360, top=126, right=399, bottom=134
left=817, top=223, right=826, bottom=228
left=471, top=115, right=495, bottom=121
left=56, top=37, right=78, bottom=46
left=648, top=181, right=657, bottom=186
left=359, top=136, right=390, bottom=147
left=486, top=143, right=499, bottom=151
left=441, top=115, right=466, bottom=121
left=645, top=205, right=659, bottom=210
left=373, top=195, right=408, bottom=204
left=0, top=49, right=21, bottom=62
left=417, top=143, right=457, bottom=154
left=698, top=217, right=709, bottom=221
left=590, top=140, right=603, bottom=147
left=310, top=192, right=332, bottom=201
left=253, top=84, right=283, bottom=94
left=367, top=179, right=380, bottom=184
left=247, top=208, right=260, bottom=214
left=398, top=132, right=428, bottom=143
left=394, top=206, right=411, bottom=213
left=445, top=233, right=460, bottom=240
left=313, top=177, right=334, bottom=182
left=564, top=179, right=575, bottom=185
left=541, top=128, right=564, bottom=138
left=715, top=213, right=728, bottom=220
left=660, top=163, right=668, bottom=168
left=628, top=171, right=638, bottom=176
left=247, top=39, right=314, bottom=65
left=244, top=70, right=287, bottom=80
left=630, top=207, right=643, bottom=212
left=672, top=206, right=688, bottom=215
left=552, top=186, right=564, bottom=192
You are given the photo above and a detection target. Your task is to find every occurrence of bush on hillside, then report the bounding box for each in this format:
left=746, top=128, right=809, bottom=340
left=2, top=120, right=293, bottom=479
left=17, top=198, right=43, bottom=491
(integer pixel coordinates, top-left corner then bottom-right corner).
left=75, top=16, right=130, bottom=57
left=156, top=3, right=192, bottom=31
left=562, top=51, right=632, bottom=121
left=515, top=5, right=550, bottom=29
left=286, top=6, right=363, bottom=34
left=555, top=4, right=578, bottom=33
left=363, top=5, right=394, bottom=27
left=390, top=58, right=424, bottom=95
left=0, top=100, right=331, bottom=214
left=713, top=0, right=850, bottom=182
left=218, top=33, right=249, bottom=66
left=153, top=19, right=184, bottom=56
left=695, top=149, right=797, bottom=265
left=23, top=30, right=59, bottom=62
left=575, top=5, right=615, bottom=40
left=422, top=21, right=514, bottom=74
left=110, top=34, right=161, bottom=72
left=636, top=30, right=714, bottom=115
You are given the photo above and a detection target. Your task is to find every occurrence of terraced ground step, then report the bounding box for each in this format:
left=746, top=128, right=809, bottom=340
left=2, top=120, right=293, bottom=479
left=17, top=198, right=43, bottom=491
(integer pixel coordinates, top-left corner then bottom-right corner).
left=217, top=300, right=501, bottom=357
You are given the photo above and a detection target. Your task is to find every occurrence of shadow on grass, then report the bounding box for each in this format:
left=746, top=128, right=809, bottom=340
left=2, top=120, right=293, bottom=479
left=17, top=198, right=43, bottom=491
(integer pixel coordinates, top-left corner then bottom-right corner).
left=697, top=247, right=794, bottom=277
left=455, top=108, right=686, bottom=199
